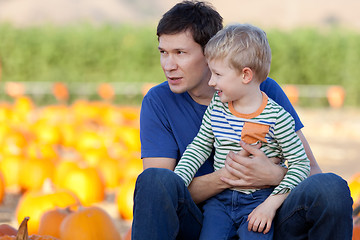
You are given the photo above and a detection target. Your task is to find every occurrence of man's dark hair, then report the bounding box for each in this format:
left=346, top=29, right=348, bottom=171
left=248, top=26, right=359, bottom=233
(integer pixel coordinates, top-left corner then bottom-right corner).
left=157, top=1, right=223, bottom=50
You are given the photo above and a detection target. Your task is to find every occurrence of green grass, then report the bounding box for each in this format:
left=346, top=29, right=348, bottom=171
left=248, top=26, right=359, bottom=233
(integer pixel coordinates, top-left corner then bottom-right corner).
left=1, top=24, right=360, bottom=106
left=0, top=23, right=163, bottom=84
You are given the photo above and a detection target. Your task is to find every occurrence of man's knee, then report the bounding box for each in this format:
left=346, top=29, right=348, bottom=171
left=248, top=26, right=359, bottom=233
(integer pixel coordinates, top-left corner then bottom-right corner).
left=135, top=168, right=183, bottom=195
left=300, top=173, right=353, bottom=211
left=137, top=168, right=176, bottom=185
left=306, top=173, right=350, bottom=196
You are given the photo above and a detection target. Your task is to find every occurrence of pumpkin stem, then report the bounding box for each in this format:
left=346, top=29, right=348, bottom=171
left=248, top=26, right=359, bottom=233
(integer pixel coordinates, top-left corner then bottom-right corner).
left=16, top=216, right=29, bottom=240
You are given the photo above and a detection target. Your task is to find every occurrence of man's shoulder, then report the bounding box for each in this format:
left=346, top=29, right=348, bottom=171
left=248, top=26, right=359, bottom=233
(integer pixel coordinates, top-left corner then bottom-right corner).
left=144, top=81, right=190, bottom=105
left=146, top=81, right=170, bottom=96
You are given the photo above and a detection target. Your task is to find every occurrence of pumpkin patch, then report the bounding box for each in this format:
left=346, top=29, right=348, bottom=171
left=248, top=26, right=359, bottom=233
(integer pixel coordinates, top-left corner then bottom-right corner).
left=0, top=98, right=142, bottom=238
left=59, top=206, right=122, bottom=240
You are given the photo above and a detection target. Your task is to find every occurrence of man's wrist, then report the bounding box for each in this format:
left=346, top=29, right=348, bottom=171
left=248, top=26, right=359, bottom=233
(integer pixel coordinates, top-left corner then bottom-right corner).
left=270, top=165, right=287, bottom=186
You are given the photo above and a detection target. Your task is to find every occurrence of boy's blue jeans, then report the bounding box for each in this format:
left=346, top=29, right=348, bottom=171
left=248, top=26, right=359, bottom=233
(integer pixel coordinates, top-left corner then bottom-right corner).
left=200, top=188, right=274, bottom=240
left=132, top=168, right=353, bottom=240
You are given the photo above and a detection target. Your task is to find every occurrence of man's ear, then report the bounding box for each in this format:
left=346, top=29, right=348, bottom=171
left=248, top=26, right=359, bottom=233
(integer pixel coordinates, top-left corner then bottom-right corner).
left=241, top=67, right=253, bottom=84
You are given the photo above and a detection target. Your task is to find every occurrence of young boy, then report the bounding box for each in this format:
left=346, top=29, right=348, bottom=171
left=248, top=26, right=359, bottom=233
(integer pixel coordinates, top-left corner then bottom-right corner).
left=174, top=23, right=310, bottom=239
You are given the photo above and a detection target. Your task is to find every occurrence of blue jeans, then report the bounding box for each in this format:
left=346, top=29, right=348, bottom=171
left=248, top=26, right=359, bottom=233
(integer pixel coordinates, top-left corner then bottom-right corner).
left=132, top=168, right=203, bottom=240
left=132, top=169, right=353, bottom=240
left=200, top=188, right=274, bottom=240
left=273, top=172, right=353, bottom=240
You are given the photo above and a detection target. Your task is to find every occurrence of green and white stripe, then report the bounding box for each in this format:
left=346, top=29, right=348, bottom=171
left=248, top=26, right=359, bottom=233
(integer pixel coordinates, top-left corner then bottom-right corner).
left=174, top=92, right=310, bottom=195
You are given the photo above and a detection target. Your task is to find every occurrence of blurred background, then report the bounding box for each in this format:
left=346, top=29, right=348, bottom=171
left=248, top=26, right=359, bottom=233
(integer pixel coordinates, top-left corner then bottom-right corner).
left=0, top=0, right=359, bottom=238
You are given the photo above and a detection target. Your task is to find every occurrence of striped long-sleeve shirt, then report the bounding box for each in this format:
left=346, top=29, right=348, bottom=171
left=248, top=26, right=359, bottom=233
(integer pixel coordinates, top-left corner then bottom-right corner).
left=174, top=92, right=310, bottom=195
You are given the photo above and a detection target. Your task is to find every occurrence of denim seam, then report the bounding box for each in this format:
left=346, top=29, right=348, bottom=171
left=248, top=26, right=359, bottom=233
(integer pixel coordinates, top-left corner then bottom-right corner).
left=276, top=205, right=308, bottom=227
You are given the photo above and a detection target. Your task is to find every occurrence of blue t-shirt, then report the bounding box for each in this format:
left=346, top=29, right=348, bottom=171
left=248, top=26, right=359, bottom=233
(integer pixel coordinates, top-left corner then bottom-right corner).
left=140, top=77, right=303, bottom=177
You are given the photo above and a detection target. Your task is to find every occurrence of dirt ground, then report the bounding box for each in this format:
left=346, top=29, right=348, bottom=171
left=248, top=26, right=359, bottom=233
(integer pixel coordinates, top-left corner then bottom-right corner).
left=298, top=107, right=360, bottom=181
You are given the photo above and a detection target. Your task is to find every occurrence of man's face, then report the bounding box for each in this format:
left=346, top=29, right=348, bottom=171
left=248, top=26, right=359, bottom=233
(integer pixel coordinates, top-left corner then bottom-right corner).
left=158, top=30, right=210, bottom=94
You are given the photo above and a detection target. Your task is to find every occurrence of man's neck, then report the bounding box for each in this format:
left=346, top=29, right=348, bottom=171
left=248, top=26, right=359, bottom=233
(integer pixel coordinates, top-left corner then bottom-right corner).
left=188, top=86, right=215, bottom=106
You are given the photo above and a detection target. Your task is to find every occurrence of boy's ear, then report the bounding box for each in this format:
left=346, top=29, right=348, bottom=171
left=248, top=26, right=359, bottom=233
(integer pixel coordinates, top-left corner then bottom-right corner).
left=241, top=67, right=253, bottom=84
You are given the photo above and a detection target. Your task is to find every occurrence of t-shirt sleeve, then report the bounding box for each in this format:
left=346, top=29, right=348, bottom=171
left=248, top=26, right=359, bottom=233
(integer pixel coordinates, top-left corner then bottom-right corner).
left=261, top=78, right=304, bottom=132
left=140, top=92, right=178, bottom=159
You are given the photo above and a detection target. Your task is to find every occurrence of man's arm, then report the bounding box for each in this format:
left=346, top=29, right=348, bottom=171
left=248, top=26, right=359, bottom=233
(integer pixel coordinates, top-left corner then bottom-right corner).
left=143, top=157, right=227, bottom=204
left=188, top=142, right=286, bottom=204
left=188, top=170, right=229, bottom=204
left=219, top=142, right=287, bottom=189
left=143, top=157, right=177, bottom=170
left=296, top=130, right=322, bottom=175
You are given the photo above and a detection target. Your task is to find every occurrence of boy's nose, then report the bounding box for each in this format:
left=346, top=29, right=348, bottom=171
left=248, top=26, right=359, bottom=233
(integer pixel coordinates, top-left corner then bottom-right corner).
left=208, top=76, right=216, bottom=87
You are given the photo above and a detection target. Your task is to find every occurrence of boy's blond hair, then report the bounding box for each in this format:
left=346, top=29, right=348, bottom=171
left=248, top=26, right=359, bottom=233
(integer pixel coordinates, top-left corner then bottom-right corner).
left=205, top=23, right=271, bottom=82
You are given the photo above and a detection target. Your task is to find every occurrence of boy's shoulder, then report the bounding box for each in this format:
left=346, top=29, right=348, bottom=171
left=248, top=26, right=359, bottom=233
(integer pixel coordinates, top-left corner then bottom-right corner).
left=266, top=95, right=293, bottom=118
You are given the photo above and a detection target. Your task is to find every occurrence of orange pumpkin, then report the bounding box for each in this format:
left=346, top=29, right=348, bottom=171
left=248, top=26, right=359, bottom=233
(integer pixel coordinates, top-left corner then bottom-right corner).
left=141, top=83, right=155, bottom=96
left=353, top=215, right=360, bottom=240
left=349, top=173, right=360, bottom=206
left=119, top=157, right=143, bottom=182
left=12, top=96, right=34, bottom=123
left=327, top=85, right=346, bottom=108
left=5, top=82, right=25, bottom=99
left=59, top=206, right=122, bottom=240
left=115, top=126, right=140, bottom=152
left=52, top=82, right=69, bottom=102
left=283, top=84, right=299, bottom=105
left=24, top=142, right=59, bottom=164
left=0, top=217, right=59, bottom=240
left=98, top=83, right=115, bottom=101
left=53, top=160, right=79, bottom=187
left=0, top=171, right=5, bottom=204
left=38, top=207, right=72, bottom=238
left=18, top=158, right=55, bottom=192
left=116, top=178, right=136, bottom=221
left=31, top=120, right=62, bottom=146
left=0, top=155, right=22, bottom=192
left=96, top=157, right=122, bottom=190
left=0, top=224, right=17, bottom=237
left=15, top=181, right=79, bottom=235
left=0, top=103, right=12, bottom=123
left=57, top=165, right=105, bottom=206
left=29, top=235, right=59, bottom=240
left=0, top=129, right=27, bottom=157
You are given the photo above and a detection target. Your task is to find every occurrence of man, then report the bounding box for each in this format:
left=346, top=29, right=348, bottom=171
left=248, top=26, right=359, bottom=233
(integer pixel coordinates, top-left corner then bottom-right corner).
left=132, top=1, right=353, bottom=239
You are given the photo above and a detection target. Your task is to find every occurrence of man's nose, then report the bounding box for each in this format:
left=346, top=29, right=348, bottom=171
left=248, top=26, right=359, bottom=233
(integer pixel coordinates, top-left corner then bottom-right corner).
left=162, top=55, right=177, bottom=71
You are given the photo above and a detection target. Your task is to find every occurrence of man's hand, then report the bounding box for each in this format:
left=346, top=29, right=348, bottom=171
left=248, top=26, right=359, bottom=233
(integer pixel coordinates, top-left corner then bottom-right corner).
left=220, top=141, right=287, bottom=188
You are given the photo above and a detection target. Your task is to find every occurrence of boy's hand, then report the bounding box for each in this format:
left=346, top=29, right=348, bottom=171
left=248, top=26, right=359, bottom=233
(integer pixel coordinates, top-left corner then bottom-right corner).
left=247, top=193, right=289, bottom=234
left=247, top=200, right=276, bottom=234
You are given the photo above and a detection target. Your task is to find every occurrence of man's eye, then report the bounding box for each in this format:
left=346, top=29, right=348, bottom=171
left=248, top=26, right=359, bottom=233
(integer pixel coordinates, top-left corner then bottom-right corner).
left=177, top=51, right=185, bottom=54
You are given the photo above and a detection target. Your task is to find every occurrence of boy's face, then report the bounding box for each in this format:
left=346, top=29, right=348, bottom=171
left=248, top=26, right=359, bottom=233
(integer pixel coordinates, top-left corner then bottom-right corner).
left=158, top=30, right=211, bottom=95
left=208, top=58, right=244, bottom=103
